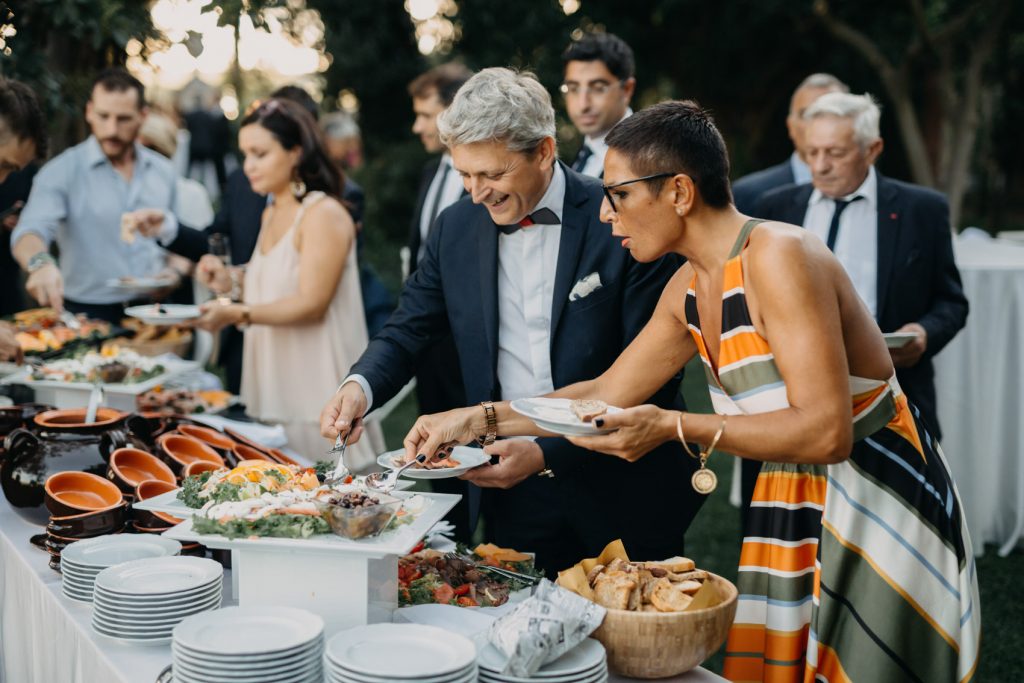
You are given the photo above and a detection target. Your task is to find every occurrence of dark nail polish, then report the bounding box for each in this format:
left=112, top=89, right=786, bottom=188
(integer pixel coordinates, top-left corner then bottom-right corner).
left=416, top=453, right=427, bottom=462
left=595, top=418, right=604, bottom=427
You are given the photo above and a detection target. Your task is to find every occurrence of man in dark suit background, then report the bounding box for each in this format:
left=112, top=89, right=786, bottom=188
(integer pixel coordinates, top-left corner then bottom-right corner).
left=561, top=33, right=635, bottom=179
left=321, top=68, right=704, bottom=576
left=757, top=92, right=967, bottom=441
left=732, top=73, right=848, bottom=214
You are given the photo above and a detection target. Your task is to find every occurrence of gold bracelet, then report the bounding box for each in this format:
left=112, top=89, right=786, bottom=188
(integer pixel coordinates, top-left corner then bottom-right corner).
left=676, top=412, right=727, bottom=495
left=675, top=412, right=700, bottom=460
left=477, top=401, right=496, bottom=446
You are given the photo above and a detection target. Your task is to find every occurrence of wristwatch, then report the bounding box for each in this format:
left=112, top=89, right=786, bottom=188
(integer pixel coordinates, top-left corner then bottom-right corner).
left=477, top=401, right=497, bottom=446
left=27, top=252, right=57, bottom=273
left=236, top=304, right=252, bottom=330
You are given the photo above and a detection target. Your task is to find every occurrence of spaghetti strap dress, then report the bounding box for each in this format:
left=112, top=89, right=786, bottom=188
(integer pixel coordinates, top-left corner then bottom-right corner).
left=684, top=220, right=980, bottom=683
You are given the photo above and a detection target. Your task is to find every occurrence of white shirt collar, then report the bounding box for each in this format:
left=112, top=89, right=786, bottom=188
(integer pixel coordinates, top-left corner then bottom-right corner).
left=810, top=165, right=877, bottom=207
left=789, top=151, right=812, bottom=185
left=583, top=108, right=633, bottom=155
left=523, top=162, right=566, bottom=225
left=440, top=152, right=453, bottom=169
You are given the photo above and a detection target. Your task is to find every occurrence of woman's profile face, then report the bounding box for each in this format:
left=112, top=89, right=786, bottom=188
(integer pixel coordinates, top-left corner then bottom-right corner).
left=239, top=122, right=300, bottom=196
left=600, top=149, right=680, bottom=263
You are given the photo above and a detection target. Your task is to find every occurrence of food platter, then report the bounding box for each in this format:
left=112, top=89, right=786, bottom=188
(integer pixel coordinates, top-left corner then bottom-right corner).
left=105, top=275, right=176, bottom=293
left=510, top=397, right=622, bottom=436
left=124, top=304, right=202, bottom=326
left=376, top=446, right=489, bottom=479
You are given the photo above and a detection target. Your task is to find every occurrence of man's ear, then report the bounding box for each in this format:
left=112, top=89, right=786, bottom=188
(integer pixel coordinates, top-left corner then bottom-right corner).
left=865, top=137, right=884, bottom=166
left=621, top=77, right=636, bottom=103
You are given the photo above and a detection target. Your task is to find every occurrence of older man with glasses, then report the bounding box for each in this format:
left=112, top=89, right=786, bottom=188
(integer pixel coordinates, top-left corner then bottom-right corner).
left=321, top=68, right=704, bottom=577
left=561, top=32, right=636, bottom=179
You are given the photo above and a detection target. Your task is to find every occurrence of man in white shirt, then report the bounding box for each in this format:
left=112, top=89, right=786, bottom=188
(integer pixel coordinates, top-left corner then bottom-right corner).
left=321, top=68, right=701, bottom=576
left=561, top=33, right=635, bottom=179
left=757, top=92, right=967, bottom=442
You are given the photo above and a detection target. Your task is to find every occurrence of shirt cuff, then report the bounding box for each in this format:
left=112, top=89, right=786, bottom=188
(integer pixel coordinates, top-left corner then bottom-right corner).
left=338, top=374, right=374, bottom=415
left=157, top=210, right=180, bottom=246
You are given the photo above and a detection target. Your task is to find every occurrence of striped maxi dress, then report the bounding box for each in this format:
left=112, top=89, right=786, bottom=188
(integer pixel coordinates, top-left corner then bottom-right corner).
left=684, top=220, right=980, bottom=683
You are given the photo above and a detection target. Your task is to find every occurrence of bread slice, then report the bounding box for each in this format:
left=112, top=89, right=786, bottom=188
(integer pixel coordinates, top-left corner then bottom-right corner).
left=651, top=581, right=695, bottom=612
left=571, top=399, right=608, bottom=422
left=650, top=556, right=695, bottom=573
left=593, top=571, right=637, bottom=610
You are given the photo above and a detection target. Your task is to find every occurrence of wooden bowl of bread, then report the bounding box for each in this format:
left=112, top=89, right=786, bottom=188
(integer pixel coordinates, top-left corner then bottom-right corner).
left=581, top=556, right=738, bottom=678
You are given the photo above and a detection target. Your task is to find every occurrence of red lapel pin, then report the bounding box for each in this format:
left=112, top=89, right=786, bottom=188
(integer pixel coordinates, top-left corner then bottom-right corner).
left=890, top=213, right=898, bottom=220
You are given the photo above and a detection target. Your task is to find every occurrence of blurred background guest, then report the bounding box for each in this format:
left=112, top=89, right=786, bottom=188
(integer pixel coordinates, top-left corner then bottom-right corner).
left=0, top=77, right=47, bottom=318
left=139, top=111, right=214, bottom=231
left=11, top=68, right=183, bottom=323
left=322, top=111, right=364, bottom=171
left=194, top=98, right=384, bottom=465
left=561, top=32, right=636, bottom=178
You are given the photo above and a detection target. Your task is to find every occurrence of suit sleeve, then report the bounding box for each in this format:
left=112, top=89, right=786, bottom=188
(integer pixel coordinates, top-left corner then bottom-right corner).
left=537, top=252, right=686, bottom=476
left=162, top=224, right=210, bottom=262
left=347, top=211, right=453, bottom=410
left=916, top=196, right=968, bottom=359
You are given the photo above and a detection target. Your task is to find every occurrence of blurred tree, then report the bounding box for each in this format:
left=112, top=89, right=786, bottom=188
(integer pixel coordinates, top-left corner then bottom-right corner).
left=0, top=0, right=160, bottom=152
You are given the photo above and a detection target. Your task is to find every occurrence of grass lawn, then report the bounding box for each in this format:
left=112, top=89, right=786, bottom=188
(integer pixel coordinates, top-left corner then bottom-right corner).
left=379, top=363, right=1023, bottom=680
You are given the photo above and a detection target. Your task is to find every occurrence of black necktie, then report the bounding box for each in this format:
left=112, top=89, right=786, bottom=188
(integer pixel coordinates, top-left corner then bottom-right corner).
left=572, top=144, right=593, bottom=173
left=426, top=161, right=451, bottom=230
left=498, top=207, right=560, bottom=235
left=825, top=196, right=862, bottom=252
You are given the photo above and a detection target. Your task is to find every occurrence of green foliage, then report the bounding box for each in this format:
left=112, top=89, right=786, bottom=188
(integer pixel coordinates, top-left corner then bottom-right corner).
left=178, top=470, right=215, bottom=509
left=193, top=512, right=330, bottom=539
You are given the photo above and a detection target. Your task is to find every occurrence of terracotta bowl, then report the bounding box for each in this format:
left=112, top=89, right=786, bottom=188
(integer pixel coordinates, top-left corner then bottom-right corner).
left=176, top=424, right=235, bottom=452
left=591, top=573, right=738, bottom=678
left=134, top=479, right=177, bottom=501
left=47, top=501, right=128, bottom=538
left=267, top=448, right=300, bottom=466
left=179, top=542, right=206, bottom=557
left=132, top=520, right=171, bottom=534
left=153, top=510, right=183, bottom=526
left=33, top=407, right=125, bottom=431
left=107, top=448, right=176, bottom=493
left=232, top=443, right=273, bottom=463
left=132, top=479, right=179, bottom=528
left=157, top=434, right=224, bottom=475
left=183, top=460, right=223, bottom=478
left=44, top=471, right=123, bottom=517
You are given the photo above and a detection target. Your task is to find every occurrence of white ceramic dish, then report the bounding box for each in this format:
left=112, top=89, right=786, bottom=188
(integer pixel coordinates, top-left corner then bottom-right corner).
left=106, top=276, right=176, bottom=292
left=92, top=582, right=221, bottom=608
left=172, top=638, right=321, bottom=664
left=124, top=304, right=202, bottom=325
left=173, top=606, right=324, bottom=656
left=883, top=332, right=918, bottom=349
left=326, top=624, right=476, bottom=678
left=509, top=398, right=622, bottom=437
left=477, top=638, right=606, bottom=679
left=94, top=556, right=222, bottom=596
left=60, top=534, right=181, bottom=568
left=376, top=447, right=489, bottom=480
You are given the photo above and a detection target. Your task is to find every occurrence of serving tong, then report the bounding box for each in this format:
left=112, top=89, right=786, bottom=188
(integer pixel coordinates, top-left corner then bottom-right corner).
left=444, top=551, right=541, bottom=586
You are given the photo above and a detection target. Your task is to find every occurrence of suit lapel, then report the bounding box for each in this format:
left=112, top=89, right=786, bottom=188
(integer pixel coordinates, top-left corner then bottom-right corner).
left=550, top=166, right=589, bottom=342
left=790, top=185, right=814, bottom=225
left=875, top=174, right=901, bottom=320
left=477, top=211, right=500, bottom=399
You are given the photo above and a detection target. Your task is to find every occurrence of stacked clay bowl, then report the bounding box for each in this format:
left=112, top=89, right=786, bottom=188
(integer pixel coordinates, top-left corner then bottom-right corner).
left=157, top=434, right=224, bottom=476
left=107, top=448, right=176, bottom=497
left=43, top=472, right=126, bottom=570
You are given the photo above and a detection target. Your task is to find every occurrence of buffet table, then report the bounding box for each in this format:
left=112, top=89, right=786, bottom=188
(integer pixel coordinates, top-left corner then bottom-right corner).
left=0, top=496, right=726, bottom=683
left=935, top=231, right=1024, bottom=556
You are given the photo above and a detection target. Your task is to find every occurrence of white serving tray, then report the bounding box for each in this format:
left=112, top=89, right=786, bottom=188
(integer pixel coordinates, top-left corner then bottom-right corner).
left=162, top=490, right=458, bottom=558
left=0, top=359, right=199, bottom=410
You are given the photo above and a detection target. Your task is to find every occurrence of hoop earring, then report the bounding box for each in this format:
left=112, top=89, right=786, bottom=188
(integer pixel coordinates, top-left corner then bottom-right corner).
left=291, top=170, right=306, bottom=199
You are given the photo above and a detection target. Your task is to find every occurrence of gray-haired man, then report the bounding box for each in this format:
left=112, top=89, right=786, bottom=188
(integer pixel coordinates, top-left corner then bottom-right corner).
left=320, top=68, right=703, bottom=577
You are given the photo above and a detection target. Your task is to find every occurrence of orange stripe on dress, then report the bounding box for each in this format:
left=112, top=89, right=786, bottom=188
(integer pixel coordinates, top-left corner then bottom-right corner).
left=723, top=256, right=745, bottom=291
left=728, top=624, right=767, bottom=653
left=851, top=383, right=888, bottom=416
left=807, top=643, right=853, bottom=683
left=751, top=470, right=828, bottom=507
left=885, top=394, right=925, bottom=459
left=722, top=657, right=763, bottom=683
left=718, top=330, right=774, bottom=367
left=740, top=540, right=820, bottom=573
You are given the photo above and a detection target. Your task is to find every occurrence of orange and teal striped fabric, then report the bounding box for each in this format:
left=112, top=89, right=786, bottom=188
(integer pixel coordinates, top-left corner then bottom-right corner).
left=685, top=220, right=980, bottom=682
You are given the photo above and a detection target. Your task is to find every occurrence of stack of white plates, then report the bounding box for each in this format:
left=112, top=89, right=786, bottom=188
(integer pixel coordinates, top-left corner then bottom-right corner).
left=91, top=556, right=223, bottom=644
left=325, top=623, right=477, bottom=682
left=172, top=606, right=324, bottom=683
left=60, top=535, right=182, bottom=603
left=478, top=638, right=608, bottom=682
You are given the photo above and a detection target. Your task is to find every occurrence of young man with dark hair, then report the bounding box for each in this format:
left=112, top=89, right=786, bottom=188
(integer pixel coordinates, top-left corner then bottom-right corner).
left=560, top=32, right=636, bottom=178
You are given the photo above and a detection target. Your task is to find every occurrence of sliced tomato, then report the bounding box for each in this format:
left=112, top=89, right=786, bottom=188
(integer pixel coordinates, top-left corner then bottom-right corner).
left=433, top=583, right=455, bottom=604
left=456, top=596, right=478, bottom=607
left=409, top=540, right=426, bottom=554
left=452, top=583, right=471, bottom=596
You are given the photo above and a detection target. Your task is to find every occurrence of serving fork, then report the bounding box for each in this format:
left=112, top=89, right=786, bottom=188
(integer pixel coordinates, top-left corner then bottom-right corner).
left=444, top=551, right=541, bottom=586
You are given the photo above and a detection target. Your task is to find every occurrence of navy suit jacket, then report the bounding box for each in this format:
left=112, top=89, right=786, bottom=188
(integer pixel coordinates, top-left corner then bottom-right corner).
left=731, top=159, right=794, bottom=215
left=755, top=174, right=968, bottom=438
left=351, top=165, right=702, bottom=543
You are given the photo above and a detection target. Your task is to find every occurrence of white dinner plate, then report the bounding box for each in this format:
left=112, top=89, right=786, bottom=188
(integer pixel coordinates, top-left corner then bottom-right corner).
left=479, top=669, right=607, bottom=683
left=376, top=446, right=489, bottom=480
left=92, top=583, right=221, bottom=610
left=883, top=332, right=918, bottom=349
left=326, top=624, right=476, bottom=678
left=93, top=597, right=221, bottom=624
left=61, top=586, right=93, bottom=603
left=477, top=638, right=606, bottom=678
left=60, top=534, right=181, bottom=568
left=509, top=398, right=622, bottom=437
left=106, top=276, right=176, bottom=292
left=173, top=606, right=324, bottom=656
left=172, top=640, right=321, bottom=665
left=329, top=664, right=477, bottom=683
left=173, top=655, right=321, bottom=682
left=124, top=304, right=202, bottom=325
left=94, top=557, right=222, bottom=596
left=92, top=624, right=171, bottom=646
left=173, top=646, right=321, bottom=672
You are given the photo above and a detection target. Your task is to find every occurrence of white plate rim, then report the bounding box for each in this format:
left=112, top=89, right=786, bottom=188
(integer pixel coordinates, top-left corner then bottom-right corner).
left=60, top=535, right=182, bottom=568
left=94, top=557, right=222, bottom=595
left=172, top=655, right=321, bottom=680
left=92, top=585, right=221, bottom=610
left=172, top=606, right=324, bottom=656
left=124, top=304, right=202, bottom=324
left=477, top=639, right=606, bottom=677
left=509, top=398, right=622, bottom=436
left=326, top=624, right=476, bottom=678
left=376, top=446, right=489, bottom=480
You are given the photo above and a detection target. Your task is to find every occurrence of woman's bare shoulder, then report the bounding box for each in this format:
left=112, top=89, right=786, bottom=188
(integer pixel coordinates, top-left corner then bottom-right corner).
left=746, top=221, right=831, bottom=275
left=301, top=195, right=354, bottom=236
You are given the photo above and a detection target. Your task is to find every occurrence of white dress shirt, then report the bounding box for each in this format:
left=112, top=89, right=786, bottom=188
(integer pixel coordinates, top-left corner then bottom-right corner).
left=578, top=109, right=632, bottom=178
left=417, top=153, right=465, bottom=262
left=789, top=151, right=812, bottom=185
left=342, top=165, right=567, bottom=412
left=803, top=166, right=879, bottom=316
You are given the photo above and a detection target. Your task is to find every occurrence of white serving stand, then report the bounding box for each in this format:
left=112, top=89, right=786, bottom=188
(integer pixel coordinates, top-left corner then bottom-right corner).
left=0, top=359, right=199, bottom=410
left=158, top=491, right=460, bottom=637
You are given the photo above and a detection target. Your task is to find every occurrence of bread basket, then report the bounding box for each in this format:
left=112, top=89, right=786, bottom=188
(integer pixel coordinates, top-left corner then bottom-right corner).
left=590, top=572, right=738, bottom=678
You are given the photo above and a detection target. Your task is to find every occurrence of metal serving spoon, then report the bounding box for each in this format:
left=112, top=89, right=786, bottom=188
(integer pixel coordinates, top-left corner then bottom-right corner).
left=364, top=454, right=428, bottom=493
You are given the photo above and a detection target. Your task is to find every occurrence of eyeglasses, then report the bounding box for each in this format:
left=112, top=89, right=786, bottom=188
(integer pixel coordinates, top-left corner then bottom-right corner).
left=560, top=80, right=621, bottom=97
left=602, top=173, right=680, bottom=213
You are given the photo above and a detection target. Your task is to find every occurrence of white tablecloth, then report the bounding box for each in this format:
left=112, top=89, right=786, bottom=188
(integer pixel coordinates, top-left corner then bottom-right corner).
left=0, top=497, right=725, bottom=683
left=935, top=231, right=1024, bottom=556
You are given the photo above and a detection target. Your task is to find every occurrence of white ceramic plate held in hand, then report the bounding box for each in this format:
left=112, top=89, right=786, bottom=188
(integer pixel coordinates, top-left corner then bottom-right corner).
left=376, top=446, right=489, bottom=480
left=883, top=332, right=918, bottom=349
left=124, top=303, right=202, bottom=325
left=510, top=397, right=622, bottom=437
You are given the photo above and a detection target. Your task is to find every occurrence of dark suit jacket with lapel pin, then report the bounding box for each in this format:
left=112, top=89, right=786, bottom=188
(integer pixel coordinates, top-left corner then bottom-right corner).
left=351, top=163, right=705, bottom=576
left=731, top=159, right=794, bottom=215
left=755, top=173, right=968, bottom=439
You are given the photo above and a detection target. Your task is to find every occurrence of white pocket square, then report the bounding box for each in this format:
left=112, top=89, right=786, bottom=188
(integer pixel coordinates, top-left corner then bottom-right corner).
left=569, top=272, right=602, bottom=302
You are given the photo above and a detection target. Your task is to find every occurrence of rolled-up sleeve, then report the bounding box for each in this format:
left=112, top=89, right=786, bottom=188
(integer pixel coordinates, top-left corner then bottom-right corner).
left=10, top=155, right=70, bottom=250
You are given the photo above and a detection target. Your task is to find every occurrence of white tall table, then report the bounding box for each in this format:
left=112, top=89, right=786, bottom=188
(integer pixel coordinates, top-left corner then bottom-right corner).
left=935, top=232, right=1024, bottom=557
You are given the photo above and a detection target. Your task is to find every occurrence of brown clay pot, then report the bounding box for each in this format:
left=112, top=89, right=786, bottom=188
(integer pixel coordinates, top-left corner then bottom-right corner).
left=44, top=471, right=123, bottom=517
left=177, top=424, right=235, bottom=452
left=157, top=434, right=224, bottom=475
left=47, top=501, right=129, bottom=538
left=232, top=443, right=273, bottom=463
left=183, top=460, right=223, bottom=478
left=107, top=448, right=175, bottom=493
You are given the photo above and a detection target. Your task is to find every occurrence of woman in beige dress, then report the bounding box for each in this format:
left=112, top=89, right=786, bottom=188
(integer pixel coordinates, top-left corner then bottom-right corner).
left=195, top=98, right=383, bottom=468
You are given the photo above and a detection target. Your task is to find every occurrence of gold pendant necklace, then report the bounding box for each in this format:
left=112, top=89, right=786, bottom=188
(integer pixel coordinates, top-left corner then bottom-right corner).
left=677, top=413, right=727, bottom=495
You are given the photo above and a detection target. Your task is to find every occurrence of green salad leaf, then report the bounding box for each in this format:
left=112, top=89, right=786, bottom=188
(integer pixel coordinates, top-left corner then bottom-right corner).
left=193, top=513, right=329, bottom=539
left=178, top=471, right=213, bottom=508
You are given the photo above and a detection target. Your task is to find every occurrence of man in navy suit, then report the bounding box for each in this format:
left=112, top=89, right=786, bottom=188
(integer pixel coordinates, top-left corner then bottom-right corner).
left=757, top=92, right=967, bottom=441
left=321, top=69, right=703, bottom=576
left=732, top=73, right=848, bottom=214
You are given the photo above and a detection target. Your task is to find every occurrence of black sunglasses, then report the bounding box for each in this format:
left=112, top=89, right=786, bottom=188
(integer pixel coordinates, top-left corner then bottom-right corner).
left=601, top=172, right=680, bottom=213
